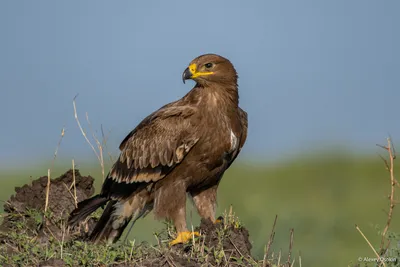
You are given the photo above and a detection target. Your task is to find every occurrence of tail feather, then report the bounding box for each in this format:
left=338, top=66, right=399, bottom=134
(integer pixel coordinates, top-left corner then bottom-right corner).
left=68, top=195, right=108, bottom=227
left=89, top=199, right=153, bottom=244
left=89, top=200, right=132, bottom=244
left=123, top=202, right=153, bottom=243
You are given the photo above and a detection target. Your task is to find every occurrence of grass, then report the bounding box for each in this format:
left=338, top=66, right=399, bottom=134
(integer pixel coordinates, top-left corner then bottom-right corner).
left=0, top=151, right=399, bottom=266
left=0, top=200, right=281, bottom=266
left=1, top=210, right=145, bottom=266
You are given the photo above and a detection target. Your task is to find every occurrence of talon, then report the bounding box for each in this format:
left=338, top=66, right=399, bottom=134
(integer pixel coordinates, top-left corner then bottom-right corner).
left=169, top=231, right=200, bottom=246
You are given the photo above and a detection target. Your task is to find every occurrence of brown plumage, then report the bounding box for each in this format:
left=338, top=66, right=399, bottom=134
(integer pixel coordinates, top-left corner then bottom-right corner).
left=68, top=54, right=248, bottom=245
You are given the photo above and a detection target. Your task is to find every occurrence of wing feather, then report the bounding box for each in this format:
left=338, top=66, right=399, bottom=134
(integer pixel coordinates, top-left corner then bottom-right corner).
left=238, top=107, right=248, bottom=150
left=106, top=104, right=198, bottom=188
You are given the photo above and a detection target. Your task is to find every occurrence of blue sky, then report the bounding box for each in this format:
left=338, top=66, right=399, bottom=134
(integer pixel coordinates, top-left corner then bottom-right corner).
left=0, top=0, right=399, bottom=169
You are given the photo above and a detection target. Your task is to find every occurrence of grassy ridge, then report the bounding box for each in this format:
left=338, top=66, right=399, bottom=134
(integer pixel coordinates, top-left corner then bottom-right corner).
left=1, top=153, right=399, bottom=267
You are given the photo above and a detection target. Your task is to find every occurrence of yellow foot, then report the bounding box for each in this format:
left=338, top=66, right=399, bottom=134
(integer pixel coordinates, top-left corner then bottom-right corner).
left=214, top=216, right=224, bottom=224
left=169, top=231, right=200, bottom=246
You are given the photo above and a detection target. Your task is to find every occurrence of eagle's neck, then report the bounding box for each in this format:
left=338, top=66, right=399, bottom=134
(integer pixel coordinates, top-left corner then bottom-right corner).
left=192, top=83, right=239, bottom=109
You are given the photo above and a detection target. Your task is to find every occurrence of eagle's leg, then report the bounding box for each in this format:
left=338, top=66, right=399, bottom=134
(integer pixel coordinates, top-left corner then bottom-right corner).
left=190, top=184, right=220, bottom=223
left=167, top=202, right=200, bottom=246
left=154, top=181, right=200, bottom=245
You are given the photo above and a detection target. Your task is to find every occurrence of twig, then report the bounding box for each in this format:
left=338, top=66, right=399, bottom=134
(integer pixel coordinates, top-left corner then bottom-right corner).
left=44, top=169, right=51, bottom=213
left=378, top=138, right=397, bottom=250
left=355, top=224, right=386, bottom=267
left=287, top=228, right=294, bottom=266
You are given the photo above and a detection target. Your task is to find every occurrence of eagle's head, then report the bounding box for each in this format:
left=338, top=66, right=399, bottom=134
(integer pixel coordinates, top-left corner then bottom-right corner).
left=182, top=54, right=238, bottom=86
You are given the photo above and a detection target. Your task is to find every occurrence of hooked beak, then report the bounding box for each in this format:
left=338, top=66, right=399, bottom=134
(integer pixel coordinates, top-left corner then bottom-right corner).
left=182, top=67, right=192, bottom=84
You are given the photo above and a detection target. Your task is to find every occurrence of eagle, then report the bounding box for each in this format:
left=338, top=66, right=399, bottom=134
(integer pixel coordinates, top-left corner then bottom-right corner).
left=68, top=54, right=248, bottom=245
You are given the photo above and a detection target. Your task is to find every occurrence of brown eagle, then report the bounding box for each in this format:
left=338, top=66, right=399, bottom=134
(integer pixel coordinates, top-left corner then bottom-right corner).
left=68, top=54, right=248, bottom=245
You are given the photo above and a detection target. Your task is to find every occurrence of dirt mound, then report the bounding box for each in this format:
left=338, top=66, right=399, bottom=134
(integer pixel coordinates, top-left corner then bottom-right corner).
left=197, top=217, right=252, bottom=256
left=134, top=218, right=254, bottom=267
left=4, top=169, right=94, bottom=216
left=1, top=169, right=97, bottom=243
left=0, top=169, right=279, bottom=267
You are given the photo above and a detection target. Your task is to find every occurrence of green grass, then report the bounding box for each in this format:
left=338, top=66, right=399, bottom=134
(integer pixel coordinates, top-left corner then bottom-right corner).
left=1, top=152, right=399, bottom=267
left=0, top=203, right=268, bottom=266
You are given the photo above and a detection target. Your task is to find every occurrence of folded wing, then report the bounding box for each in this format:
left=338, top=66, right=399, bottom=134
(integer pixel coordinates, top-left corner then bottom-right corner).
left=103, top=104, right=199, bottom=197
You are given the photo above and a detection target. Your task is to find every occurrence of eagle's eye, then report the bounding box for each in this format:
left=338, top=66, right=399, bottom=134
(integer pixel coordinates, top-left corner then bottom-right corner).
left=204, top=63, right=213, bottom=69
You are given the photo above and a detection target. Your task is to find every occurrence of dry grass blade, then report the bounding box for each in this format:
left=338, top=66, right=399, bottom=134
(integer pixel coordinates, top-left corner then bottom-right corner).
left=129, top=240, right=136, bottom=261
left=266, top=215, right=277, bottom=257
left=299, top=251, right=302, bottom=267
left=72, top=159, right=77, bottom=208
left=62, top=183, right=77, bottom=204
left=73, top=95, right=100, bottom=161
left=85, top=112, right=105, bottom=181
left=164, top=254, right=177, bottom=267
left=277, top=249, right=281, bottom=266
left=73, top=94, right=105, bottom=181
left=52, top=127, right=65, bottom=167
left=45, top=127, right=65, bottom=213
left=355, top=224, right=386, bottom=267
left=101, top=124, right=115, bottom=163
left=228, top=236, right=244, bottom=259
left=60, top=221, right=66, bottom=259
left=44, top=169, right=51, bottom=213
left=287, top=228, right=294, bottom=266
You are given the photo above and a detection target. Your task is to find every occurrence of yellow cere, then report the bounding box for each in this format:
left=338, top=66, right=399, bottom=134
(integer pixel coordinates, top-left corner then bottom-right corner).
left=189, top=63, right=214, bottom=79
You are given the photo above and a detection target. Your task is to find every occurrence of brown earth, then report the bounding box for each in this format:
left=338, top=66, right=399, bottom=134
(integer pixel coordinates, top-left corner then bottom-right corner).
left=1, top=169, right=97, bottom=243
